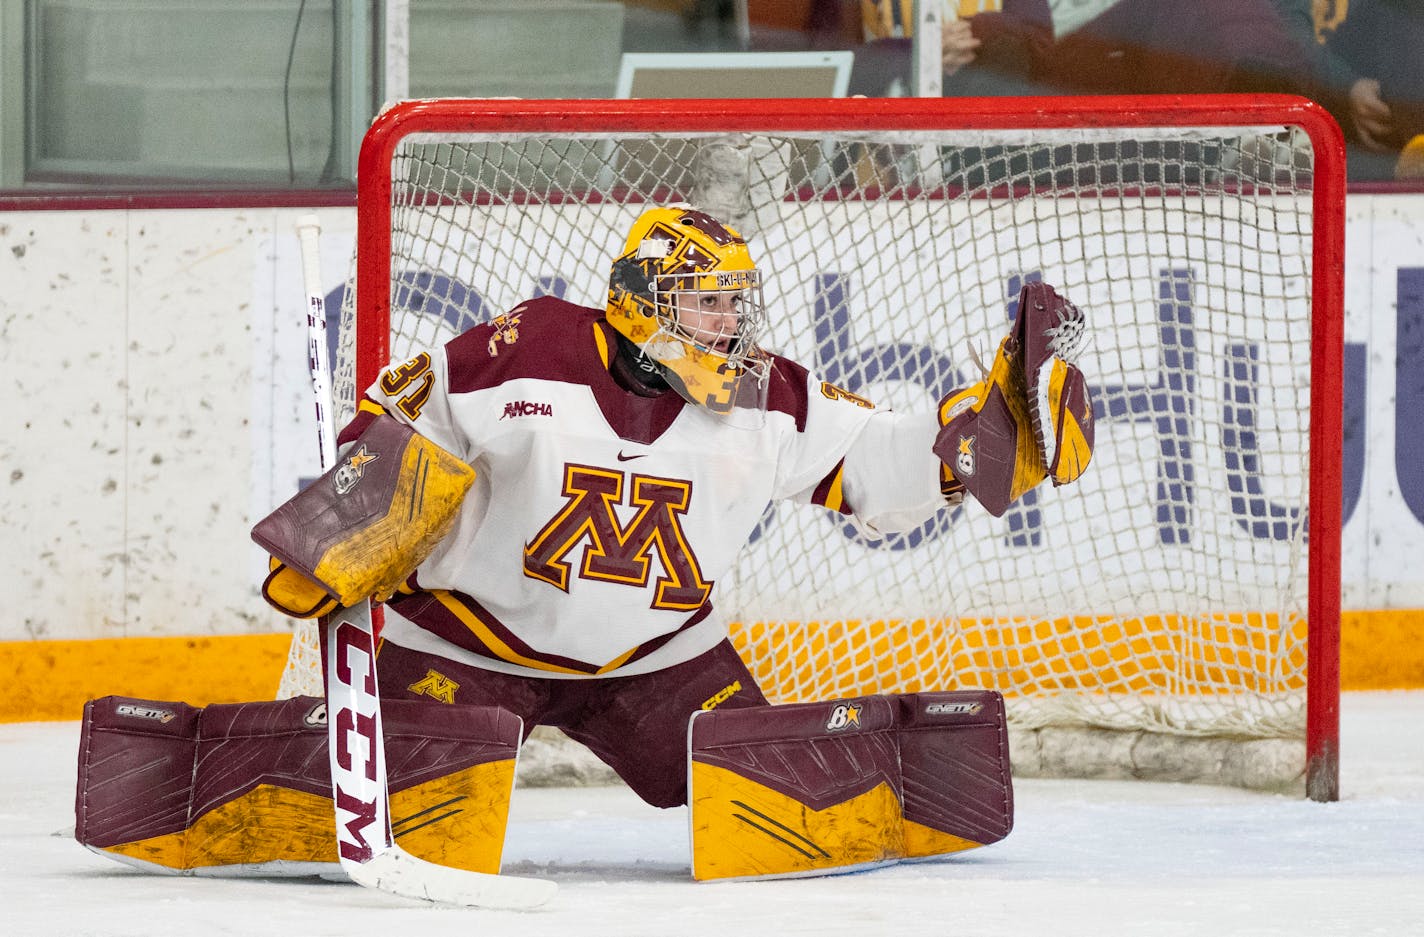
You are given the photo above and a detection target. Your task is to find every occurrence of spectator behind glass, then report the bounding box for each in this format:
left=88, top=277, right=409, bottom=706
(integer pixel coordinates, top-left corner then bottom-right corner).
left=836, top=1, right=1320, bottom=102
left=818, top=0, right=1421, bottom=181
left=1318, top=0, right=1424, bottom=180
left=836, top=1, right=1055, bottom=97
left=1039, top=1, right=1321, bottom=101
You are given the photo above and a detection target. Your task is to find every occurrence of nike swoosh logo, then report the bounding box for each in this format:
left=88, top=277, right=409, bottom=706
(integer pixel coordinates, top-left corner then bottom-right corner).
left=616, top=451, right=646, bottom=461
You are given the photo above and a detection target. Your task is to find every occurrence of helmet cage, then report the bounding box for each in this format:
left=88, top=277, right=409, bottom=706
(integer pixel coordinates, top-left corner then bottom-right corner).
left=650, top=270, right=768, bottom=373
left=640, top=269, right=770, bottom=415
left=606, top=206, right=772, bottom=416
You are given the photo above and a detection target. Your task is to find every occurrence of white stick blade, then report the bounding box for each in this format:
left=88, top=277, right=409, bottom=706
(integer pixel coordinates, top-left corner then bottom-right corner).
left=345, top=848, right=557, bottom=910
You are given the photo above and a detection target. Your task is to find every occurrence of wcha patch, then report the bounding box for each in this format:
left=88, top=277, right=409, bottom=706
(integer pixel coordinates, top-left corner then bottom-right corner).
left=500, top=400, right=554, bottom=420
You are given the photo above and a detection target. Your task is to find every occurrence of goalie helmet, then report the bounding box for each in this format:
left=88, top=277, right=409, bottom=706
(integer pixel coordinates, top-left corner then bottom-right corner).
left=607, top=205, right=770, bottom=416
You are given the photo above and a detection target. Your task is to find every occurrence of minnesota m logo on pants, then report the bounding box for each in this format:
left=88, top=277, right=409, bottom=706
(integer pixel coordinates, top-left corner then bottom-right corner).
left=523, top=464, right=711, bottom=610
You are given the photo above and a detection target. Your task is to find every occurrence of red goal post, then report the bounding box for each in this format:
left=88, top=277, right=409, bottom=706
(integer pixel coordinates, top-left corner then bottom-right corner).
left=288, top=94, right=1344, bottom=800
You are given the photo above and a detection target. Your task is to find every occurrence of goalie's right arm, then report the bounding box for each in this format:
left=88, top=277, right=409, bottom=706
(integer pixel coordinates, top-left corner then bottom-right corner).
left=253, top=413, right=477, bottom=612
left=259, top=401, right=399, bottom=619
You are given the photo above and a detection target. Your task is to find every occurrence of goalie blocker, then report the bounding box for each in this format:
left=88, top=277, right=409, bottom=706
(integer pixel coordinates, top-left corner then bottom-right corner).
left=253, top=413, right=476, bottom=612
left=934, top=281, right=1094, bottom=517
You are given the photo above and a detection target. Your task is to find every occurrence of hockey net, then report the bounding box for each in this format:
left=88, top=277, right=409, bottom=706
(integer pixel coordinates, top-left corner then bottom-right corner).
left=278, top=96, right=1343, bottom=799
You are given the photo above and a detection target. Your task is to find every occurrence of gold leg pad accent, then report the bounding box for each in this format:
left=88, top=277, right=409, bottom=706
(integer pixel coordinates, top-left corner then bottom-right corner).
left=390, top=759, right=515, bottom=874
left=690, top=762, right=904, bottom=881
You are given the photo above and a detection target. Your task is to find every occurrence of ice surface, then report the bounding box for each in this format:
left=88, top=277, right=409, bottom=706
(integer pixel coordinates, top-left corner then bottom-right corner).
left=4, top=692, right=1421, bottom=937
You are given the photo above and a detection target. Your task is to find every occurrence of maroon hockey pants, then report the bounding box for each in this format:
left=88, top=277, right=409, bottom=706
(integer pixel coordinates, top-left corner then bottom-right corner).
left=374, top=638, right=768, bottom=808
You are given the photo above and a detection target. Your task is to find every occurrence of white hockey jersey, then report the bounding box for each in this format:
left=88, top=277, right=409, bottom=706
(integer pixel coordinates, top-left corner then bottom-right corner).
left=352, top=297, right=948, bottom=679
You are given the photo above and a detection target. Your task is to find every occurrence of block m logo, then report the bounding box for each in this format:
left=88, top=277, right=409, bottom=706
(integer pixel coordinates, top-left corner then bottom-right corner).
left=523, top=464, right=712, bottom=611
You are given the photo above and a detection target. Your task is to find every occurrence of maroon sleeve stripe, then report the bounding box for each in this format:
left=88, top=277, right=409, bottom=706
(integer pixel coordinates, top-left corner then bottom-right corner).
left=810, top=460, right=853, bottom=515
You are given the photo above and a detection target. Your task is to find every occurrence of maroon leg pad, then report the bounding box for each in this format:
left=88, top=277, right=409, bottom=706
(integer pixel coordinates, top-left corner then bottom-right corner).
left=688, top=696, right=904, bottom=880
left=382, top=697, right=524, bottom=793
left=690, top=696, right=901, bottom=808
left=76, top=694, right=521, bottom=873
left=897, top=690, right=1014, bottom=854
left=188, top=697, right=334, bottom=824
left=77, top=697, right=203, bottom=849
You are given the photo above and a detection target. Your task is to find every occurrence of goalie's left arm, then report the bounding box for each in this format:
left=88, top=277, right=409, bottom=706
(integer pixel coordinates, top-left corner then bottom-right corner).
left=835, top=408, right=959, bottom=534
left=931, top=280, right=1095, bottom=517
left=804, top=282, right=1093, bottom=533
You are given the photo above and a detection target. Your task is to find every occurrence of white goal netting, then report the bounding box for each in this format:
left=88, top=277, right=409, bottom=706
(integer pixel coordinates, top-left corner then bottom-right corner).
left=278, top=98, right=1341, bottom=795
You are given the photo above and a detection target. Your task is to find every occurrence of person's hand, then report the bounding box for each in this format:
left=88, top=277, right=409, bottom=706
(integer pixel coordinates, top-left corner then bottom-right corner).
left=941, top=17, right=981, bottom=76
left=1349, top=77, right=1395, bottom=152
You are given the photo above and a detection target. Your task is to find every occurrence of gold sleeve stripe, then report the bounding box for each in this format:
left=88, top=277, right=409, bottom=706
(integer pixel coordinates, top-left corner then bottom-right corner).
left=357, top=398, right=386, bottom=416
left=810, top=461, right=851, bottom=515
left=824, top=470, right=846, bottom=513
left=592, top=320, right=611, bottom=370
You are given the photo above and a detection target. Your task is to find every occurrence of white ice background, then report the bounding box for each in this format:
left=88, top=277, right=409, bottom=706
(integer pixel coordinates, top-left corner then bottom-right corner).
left=3, top=691, right=1421, bottom=937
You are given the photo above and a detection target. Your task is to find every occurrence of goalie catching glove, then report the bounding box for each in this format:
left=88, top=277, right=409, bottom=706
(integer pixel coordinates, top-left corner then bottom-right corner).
left=253, top=414, right=476, bottom=611
left=933, top=281, right=1094, bottom=517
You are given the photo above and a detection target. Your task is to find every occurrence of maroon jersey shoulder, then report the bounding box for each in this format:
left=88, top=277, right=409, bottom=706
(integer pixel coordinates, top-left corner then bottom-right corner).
left=445, top=297, right=606, bottom=394
left=442, top=295, right=685, bottom=444
left=763, top=354, right=812, bottom=432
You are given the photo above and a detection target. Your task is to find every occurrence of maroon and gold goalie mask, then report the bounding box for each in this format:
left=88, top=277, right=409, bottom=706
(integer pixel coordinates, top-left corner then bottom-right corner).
left=607, top=205, right=771, bottom=416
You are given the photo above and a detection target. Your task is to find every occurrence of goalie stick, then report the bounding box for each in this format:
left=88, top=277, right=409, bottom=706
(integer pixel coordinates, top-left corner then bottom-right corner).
left=295, top=214, right=556, bottom=910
